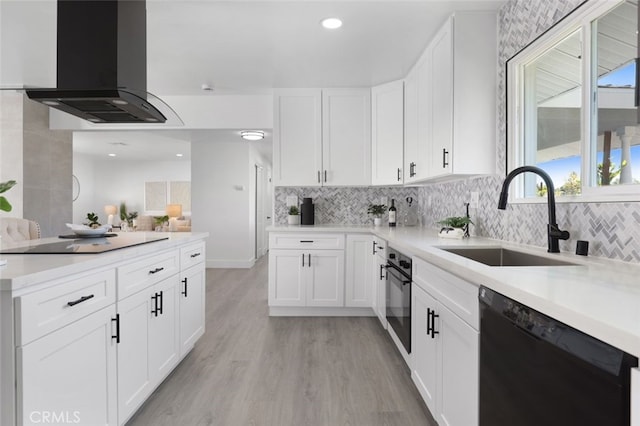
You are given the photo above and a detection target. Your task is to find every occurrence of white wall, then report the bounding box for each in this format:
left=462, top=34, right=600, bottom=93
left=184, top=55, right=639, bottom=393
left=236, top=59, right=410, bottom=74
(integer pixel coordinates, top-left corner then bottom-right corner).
left=192, top=139, right=266, bottom=268
left=72, top=153, right=190, bottom=224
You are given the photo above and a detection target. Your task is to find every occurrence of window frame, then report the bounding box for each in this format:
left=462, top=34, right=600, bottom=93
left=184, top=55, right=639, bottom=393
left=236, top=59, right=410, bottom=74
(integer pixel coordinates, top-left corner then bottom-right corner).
left=506, top=0, right=640, bottom=204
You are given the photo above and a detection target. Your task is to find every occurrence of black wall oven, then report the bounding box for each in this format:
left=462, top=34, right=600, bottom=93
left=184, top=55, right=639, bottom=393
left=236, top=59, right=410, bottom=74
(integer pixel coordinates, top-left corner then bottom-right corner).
left=386, top=247, right=412, bottom=354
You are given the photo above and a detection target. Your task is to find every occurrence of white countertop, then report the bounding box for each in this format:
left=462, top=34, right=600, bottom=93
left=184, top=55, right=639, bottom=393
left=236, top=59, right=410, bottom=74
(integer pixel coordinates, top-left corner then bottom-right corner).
left=0, top=232, right=208, bottom=292
left=269, top=224, right=640, bottom=357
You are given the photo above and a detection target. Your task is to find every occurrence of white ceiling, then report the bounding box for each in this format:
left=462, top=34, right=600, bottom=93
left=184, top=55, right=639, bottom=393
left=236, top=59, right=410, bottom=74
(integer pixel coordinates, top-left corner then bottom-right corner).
left=74, top=0, right=504, bottom=160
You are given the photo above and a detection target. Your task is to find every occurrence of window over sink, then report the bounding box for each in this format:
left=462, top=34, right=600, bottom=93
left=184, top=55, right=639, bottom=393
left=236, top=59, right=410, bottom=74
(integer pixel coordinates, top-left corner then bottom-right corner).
left=507, top=0, right=640, bottom=202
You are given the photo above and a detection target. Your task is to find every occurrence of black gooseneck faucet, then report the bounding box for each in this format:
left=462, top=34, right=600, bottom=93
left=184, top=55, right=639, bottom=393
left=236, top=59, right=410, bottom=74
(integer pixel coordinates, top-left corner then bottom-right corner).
left=497, top=165, right=570, bottom=253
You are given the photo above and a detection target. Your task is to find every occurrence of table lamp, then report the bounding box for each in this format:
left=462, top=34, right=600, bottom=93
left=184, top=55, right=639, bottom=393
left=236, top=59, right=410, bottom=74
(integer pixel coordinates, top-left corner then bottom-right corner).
left=166, top=204, right=182, bottom=232
left=104, top=205, right=118, bottom=226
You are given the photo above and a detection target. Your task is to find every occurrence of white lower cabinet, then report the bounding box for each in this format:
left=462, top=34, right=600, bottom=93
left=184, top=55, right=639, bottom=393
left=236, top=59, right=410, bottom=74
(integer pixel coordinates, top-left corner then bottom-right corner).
left=269, top=249, right=344, bottom=307
left=412, top=257, right=479, bottom=426
left=117, top=276, right=179, bottom=425
left=17, top=306, right=118, bottom=426
left=179, top=264, right=206, bottom=357
left=345, top=234, right=373, bottom=307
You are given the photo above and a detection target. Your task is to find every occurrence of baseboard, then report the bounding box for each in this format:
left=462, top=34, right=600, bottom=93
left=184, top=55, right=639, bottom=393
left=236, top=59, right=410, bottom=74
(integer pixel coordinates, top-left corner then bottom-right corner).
left=269, top=306, right=376, bottom=317
left=206, top=258, right=255, bottom=269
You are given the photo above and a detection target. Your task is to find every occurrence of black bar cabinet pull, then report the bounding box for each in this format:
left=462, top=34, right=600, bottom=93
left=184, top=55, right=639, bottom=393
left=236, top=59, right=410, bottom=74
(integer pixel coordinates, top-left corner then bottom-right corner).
left=318, top=171, right=321, bottom=183
left=181, top=277, right=188, bottom=297
left=324, top=170, right=327, bottom=182
left=111, top=314, right=120, bottom=343
left=410, top=162, right=416, bottom=177
left=373, top=241, right=377, bottom=255
left=442, top=148, right=449, bottom=168
left=67, top=294, right=95, bottom=307
left=190, top=253, right=201, bottom=258
left=430, top=310, right=440, bottom=338
left=151, top=293, right=159, bottom=316
left=308, top=253, right=311, bottom=267
left=302, top=254, right=305, bottom=267
left=397, top=168, right=401, bottom=181
left=149, top=267, right=164, bottom=275
left=427, top=308, right=432, bottom=335
left=158, top=291, right=164, bottom=315
left=379, top=264, right=386, bottom=280
left=300, top=240, right=314, bottom=243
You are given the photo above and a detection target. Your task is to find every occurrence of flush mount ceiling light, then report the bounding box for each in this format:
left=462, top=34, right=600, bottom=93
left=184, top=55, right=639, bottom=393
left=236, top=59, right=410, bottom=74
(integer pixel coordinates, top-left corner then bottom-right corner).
left=321, top=17, right=342, bottom=29
left=176, top=153, right=184, bottom=157
left=240, top=130, right=265, bottom=141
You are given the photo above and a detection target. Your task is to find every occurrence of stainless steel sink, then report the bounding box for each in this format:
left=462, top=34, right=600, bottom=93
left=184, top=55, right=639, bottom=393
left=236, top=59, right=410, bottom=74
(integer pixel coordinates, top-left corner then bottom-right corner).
left=441, top=247, right=576, bottom=267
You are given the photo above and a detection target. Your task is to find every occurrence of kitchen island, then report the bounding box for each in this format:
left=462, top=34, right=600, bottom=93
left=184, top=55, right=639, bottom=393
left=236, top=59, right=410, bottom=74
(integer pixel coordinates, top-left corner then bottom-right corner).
left=0, top=232, right=208, bottom=426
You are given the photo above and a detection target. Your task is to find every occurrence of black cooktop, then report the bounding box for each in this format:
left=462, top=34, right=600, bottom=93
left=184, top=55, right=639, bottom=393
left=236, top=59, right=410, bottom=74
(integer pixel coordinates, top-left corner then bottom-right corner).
left=0, top=235, right=169, bottom=254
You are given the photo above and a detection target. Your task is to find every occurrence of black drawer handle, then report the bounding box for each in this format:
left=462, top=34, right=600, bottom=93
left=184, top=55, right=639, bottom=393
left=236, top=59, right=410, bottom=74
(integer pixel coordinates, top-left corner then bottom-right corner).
left=181, top=277, right=188, bottom=297
left=190, top=253, right=201, bottom=258
left=299, top=240, right=314, bottom=243
left=148, top=267, right=164, bottom=275
left=67, top=294, right=95, bottom=307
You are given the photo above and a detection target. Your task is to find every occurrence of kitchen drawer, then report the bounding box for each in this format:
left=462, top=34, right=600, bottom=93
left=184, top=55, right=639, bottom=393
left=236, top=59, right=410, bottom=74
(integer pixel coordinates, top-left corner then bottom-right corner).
left=269, top=233, right=345, bottom=250
left=117, top=249, right=179, bottom=300
left=412, top=256, right=479, bottom=330
left=15, top=269, right=116, bottom=346
left=180, top=241, right=205, bottom=269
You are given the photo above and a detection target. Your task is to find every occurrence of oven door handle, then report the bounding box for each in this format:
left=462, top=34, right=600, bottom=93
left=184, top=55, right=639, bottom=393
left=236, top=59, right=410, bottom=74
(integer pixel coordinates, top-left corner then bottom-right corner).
left=386, top=262, right=411, bottom=280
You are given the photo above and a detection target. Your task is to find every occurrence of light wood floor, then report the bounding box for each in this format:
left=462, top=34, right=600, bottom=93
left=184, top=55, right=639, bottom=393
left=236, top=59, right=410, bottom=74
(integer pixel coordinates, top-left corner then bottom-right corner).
left=127, top=256, right=436, bottom=426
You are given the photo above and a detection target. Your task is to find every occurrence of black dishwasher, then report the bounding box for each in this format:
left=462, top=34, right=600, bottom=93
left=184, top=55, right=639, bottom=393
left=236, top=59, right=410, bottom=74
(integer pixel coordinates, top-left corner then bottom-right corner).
left=479, top=286, right=638, bottom=426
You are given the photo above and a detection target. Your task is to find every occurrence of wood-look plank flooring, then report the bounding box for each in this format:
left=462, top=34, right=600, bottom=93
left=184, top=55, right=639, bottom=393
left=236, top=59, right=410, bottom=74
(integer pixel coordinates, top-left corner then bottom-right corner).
left=127, top=256, right=436, bottom=426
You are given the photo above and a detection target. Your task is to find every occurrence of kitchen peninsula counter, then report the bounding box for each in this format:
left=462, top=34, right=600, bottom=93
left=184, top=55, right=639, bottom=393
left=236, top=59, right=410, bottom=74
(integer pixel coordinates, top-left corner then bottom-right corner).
left=268, top=224, right=640, bottom=358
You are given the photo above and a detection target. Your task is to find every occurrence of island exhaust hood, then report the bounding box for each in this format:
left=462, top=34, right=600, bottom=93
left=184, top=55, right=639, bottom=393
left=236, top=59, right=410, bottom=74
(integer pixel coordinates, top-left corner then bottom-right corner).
left=26, top=0, right=178, bottom=125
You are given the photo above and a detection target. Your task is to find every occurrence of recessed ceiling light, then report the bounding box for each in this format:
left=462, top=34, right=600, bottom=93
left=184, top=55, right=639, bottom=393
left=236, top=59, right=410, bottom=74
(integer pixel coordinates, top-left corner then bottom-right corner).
left=321, top=18, right=342, bottom=29
left=176, top=153, right=183, bottom=157
left=240, top=130, right=265, bottom=141
left=108, top=153, right=116, bottom=157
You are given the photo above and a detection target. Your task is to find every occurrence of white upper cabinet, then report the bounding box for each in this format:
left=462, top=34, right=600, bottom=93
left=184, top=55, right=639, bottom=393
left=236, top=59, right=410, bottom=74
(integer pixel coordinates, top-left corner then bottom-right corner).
left=371, top=80, right=404, bottom=185
left=273, top=88, right=371, bottom=187
left=323, top=89, right=371, bottom=186
left=429, top=12, right=497, bottom=179
left=273, top=89, right=323, bottom=186
left=404, top=49, right=432, bottom=183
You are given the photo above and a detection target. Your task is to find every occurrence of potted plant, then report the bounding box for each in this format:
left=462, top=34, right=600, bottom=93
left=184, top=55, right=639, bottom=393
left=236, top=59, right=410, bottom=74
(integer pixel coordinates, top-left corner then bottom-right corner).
left=437, top=216, right=473, bottom=239
left=367, top=204, right=387, bottom=226
left=85, top=212, right=101, bottom=228
left=154, top=215, right=169, bottom=231
left=287, top=205, right=300, bottom=225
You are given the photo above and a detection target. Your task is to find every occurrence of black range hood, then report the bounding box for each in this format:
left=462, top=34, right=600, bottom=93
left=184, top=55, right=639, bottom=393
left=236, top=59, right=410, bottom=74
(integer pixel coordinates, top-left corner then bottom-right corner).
left=26, top=0, right=168, bottom=124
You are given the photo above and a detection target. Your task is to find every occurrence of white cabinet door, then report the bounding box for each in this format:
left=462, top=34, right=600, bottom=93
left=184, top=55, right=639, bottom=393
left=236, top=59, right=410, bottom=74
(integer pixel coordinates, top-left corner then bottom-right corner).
left=273, top=89, right=322, bottom=186
left=268, top=249, right=306, bottom=306
left=117, top=288, right=153, bottom=423
left=411, top=284, right=438, bottom=415
left=149, top=277, right=180, bottom=384
left=307, top=250, right=345, bottom=307
left=405, top=50, right=432, bottom=183
left=322, top=89, right=371, bottom=186
left=371, top=80, right=404, bottom=185
left=430, top=18, right=454, bottom=178
left=179, top=264, right=206, bottom=357
left=17, top=306, right=118, bottom=426
left=437, top=302, right=479, bottom=426
left=345, top=234, right=374, bottom=307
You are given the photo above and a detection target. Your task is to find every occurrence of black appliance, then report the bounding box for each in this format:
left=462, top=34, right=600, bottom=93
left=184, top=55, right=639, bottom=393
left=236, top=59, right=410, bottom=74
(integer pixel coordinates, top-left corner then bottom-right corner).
left=25, top=0, right=173, bottom=124
left=386, top=247, right=412, bottom=354
left=300, top=197, right=315, bottom=225
left=479, top=286, right=637, bottom=426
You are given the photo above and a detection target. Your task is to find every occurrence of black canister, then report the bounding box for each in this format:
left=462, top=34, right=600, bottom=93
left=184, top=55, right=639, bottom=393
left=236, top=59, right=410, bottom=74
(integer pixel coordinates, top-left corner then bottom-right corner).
left=300, top=198, right=315, bottom=225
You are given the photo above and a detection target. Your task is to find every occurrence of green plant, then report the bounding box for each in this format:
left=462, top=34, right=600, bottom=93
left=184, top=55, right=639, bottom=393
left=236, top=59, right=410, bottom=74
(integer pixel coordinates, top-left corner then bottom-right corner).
left=154, top=215, right=169, bottom=225
left=85, top=212, right=101, bottom=228
left=0, top=180, right=17, bottom=212
left=437, top=216, right=473, bottom=228
left=367, top=204, right=387, bottom=218
left=288, top=206, right=299, bottom=215
left=119, top=202, right=138, bottom=226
